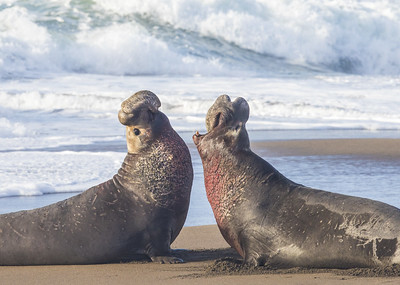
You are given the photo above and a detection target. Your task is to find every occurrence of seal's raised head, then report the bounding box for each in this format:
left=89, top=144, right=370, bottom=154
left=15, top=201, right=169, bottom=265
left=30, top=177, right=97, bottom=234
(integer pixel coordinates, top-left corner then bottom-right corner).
left=193, top=95, right=250, bottom=157
left=119, top=90, right=167, bottom=154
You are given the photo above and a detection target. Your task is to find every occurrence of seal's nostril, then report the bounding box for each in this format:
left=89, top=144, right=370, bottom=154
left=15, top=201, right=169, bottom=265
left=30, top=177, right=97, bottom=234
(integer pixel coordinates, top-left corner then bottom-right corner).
left=213, top=113, right=221, bottom=129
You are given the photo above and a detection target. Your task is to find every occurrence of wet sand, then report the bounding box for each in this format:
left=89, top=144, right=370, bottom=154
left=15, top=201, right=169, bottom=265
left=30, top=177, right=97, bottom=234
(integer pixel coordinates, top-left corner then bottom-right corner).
left=251, top=138, right=400, bottom=159
left=1, top=138, right=400, bottom=284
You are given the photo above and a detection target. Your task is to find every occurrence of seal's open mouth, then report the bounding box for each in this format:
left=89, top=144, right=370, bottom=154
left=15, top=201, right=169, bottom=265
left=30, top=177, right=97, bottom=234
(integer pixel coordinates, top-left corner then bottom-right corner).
left=193, top=95, right=249, bottom=146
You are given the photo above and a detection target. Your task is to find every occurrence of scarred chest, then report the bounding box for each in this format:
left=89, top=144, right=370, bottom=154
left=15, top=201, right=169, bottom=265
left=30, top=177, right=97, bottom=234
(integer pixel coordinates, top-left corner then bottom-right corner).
left=203, top=154, right=246, bottom=256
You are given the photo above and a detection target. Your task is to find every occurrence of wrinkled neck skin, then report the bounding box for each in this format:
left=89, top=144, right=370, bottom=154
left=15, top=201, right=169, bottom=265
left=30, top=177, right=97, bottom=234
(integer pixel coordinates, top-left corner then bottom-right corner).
left=195, top=127, right=253, bottom=223
left=202, top=147, right=247, bottom=219
left=114, top=119, right=193, bottom=211
left=195, top=132, right=251, bottom=256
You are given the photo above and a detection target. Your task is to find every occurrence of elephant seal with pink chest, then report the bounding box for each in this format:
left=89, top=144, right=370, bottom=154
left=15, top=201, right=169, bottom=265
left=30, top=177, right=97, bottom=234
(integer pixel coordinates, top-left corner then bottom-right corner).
left=0, top=90, right=193, bottom=265
left=193, top=94, right=400, bottom=268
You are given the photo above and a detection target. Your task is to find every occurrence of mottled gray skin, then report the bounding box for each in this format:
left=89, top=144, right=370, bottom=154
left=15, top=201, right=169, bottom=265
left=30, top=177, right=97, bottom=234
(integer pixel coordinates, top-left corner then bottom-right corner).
left=193, top=95, right=400, bottom=268
left=0, top=90, right=193, bottom=265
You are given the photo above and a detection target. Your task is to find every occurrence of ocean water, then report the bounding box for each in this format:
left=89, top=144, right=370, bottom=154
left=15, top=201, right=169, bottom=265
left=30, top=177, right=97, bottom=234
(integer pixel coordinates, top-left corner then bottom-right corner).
left=0, top=0, right=400, bottom=226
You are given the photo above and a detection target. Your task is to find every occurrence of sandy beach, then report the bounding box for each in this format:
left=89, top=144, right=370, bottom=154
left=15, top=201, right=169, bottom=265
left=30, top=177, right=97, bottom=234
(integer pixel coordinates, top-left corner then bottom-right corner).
left=251, top=138, right=400, bottom=159
left=1, top=138, right=400, bottom=284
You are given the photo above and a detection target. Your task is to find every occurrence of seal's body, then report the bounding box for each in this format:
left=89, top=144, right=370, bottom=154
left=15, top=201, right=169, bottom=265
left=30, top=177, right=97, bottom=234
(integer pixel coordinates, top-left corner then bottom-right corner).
left=193, top=95, right=400, bottom=268
left=0, top=91, right=193, bottom=265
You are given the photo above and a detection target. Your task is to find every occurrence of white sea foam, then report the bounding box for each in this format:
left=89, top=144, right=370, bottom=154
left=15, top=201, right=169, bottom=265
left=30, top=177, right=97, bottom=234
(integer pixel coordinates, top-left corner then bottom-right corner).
left=0, top=116, right=27, bottom=137
left=0, top=6, right=55, bottom=75
left=0, top=182, right=55, bottom=198
left=94, top=0, right=400, bottom=75
left=62, top=23, right=226, bottom=76
left=1, top=1, right=400, bottom=77
left=0, top=151, right=125, bottom=196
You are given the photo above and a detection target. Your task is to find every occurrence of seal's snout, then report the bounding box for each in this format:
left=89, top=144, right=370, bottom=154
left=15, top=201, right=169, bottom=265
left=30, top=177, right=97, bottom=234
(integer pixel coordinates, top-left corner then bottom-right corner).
left=118, top=90, right=161, bottom=126
left=118, top=109, right=135, bottom=125
left=232, top=97, right=249, bottom=125
left=205, top=95, right=250, bottom=132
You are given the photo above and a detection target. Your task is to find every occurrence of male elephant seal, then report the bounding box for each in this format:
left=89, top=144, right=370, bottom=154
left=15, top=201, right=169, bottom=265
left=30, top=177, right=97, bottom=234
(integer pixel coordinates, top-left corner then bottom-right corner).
left=0, top=90, right=193, bottom=265
left=193, top=94, right=400, bottom=268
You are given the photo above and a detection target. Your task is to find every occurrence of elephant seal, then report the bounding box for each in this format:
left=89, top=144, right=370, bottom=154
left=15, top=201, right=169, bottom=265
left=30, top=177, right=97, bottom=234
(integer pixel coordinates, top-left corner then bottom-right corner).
left=193, top=94, right=400, bottom=268
left=0, top=90, right=193, bottom=265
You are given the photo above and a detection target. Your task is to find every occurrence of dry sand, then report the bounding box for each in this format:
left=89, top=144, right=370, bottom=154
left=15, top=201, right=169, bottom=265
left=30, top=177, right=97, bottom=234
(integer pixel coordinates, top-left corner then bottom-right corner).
left=1, top=138, right=400, bottom=284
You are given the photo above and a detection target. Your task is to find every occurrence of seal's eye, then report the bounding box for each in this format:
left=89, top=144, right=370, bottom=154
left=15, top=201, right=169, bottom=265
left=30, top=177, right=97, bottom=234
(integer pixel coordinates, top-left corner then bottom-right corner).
left=133, top=128, right=140, bottom=136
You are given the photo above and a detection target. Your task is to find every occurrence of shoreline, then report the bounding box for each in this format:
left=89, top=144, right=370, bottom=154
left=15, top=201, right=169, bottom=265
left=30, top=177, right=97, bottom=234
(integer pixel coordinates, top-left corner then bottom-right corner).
left=251, top=138, right=400, bottom=158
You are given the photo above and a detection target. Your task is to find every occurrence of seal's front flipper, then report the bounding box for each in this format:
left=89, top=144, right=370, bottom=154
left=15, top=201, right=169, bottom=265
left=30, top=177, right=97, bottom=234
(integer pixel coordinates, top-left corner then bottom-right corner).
left=150, top=255, right=184, bottom=264
left=146, top=242, right=185, bottom=263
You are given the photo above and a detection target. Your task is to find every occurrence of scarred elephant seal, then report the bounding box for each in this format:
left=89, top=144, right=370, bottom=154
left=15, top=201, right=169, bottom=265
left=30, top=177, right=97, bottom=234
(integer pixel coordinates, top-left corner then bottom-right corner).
left=0, top=90, right=193, bottom=265
left=193, top=94, right=400, bottom=268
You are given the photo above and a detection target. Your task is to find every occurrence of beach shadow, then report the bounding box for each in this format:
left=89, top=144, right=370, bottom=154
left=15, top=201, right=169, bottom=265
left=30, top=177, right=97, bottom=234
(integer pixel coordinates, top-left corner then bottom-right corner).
left=173, top=248, right=241, bottom=263
left=121, top=248, right=241, bottom=264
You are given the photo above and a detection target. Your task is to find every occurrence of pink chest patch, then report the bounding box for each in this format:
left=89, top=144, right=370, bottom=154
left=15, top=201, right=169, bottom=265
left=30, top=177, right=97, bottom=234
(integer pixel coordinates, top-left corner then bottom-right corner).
left=203, top=156, right=244, bottom=257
